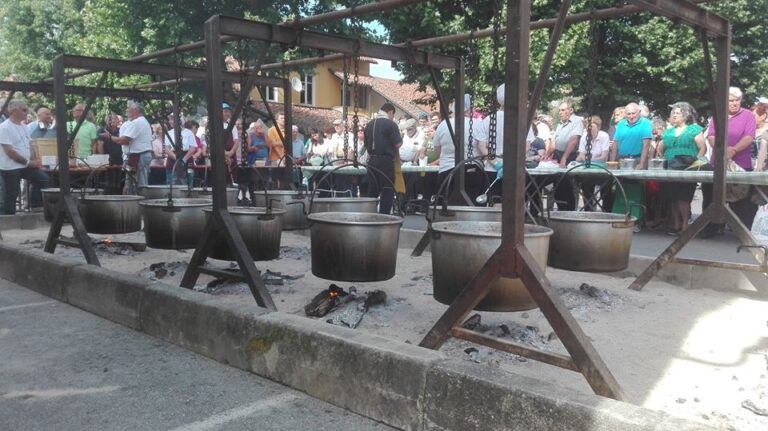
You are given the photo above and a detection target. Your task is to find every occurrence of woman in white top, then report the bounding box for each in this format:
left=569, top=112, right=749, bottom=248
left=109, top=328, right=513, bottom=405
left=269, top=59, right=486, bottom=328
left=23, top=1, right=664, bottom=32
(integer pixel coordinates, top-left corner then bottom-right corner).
left=576, top=115, right=610, bottom=162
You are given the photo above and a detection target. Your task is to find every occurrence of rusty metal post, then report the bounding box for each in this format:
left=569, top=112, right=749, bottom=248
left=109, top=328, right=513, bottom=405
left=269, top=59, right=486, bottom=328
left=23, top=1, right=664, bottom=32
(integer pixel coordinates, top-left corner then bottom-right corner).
left=43, top=55, right=100, bottom=265
left=180, top=16, right=275, bottom=310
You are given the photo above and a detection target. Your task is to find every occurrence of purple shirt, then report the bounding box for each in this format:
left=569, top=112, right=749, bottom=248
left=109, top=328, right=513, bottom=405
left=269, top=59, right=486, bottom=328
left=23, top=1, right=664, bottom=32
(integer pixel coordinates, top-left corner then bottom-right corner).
left=707, top=108, right=756, bottom=170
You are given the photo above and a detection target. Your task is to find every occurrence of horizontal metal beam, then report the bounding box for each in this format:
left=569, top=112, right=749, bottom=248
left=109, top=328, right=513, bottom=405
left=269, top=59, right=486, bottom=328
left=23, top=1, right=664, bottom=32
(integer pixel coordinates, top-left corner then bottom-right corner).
left=289, top=0, right=428, bottom=27
left=0, top=80, right=174, bottom=100
left=629, top=0, right=728, bottom=37
left=60, top=55, right=260, bottom=84
left=215, top=15, right=460, bottom=69
left=399, top=0, right=716, bottom=49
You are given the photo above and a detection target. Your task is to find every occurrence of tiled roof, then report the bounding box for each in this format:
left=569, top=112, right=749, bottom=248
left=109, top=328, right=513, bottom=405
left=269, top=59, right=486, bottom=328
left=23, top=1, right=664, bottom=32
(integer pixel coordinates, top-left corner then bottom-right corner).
left=331, top=70, right=437, bottom=118
left=247, top=101, right=342, bottom=134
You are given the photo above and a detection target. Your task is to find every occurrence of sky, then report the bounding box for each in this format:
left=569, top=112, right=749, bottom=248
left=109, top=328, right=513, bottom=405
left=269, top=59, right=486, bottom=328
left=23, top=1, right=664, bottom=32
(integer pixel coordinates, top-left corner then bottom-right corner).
left=369, top=59, right=404, bottom=81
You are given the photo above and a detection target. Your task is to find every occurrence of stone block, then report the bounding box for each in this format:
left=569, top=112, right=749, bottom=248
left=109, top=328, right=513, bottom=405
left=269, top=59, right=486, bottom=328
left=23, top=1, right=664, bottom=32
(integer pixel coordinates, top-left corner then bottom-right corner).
left=139, top=282, right=271, bottom=370
left=66, top=265, right=145, bottom=329
left=6, top=246, right=78, bottom=301
left=247, top=313, right=443, bottom=431
left=422, top=359, right=714, bottom=431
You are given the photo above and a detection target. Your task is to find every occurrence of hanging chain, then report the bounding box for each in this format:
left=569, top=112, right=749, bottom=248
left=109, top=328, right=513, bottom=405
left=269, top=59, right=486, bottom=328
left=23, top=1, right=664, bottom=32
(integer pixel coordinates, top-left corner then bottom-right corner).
left=352, top=45, right=361, bottom=165
left=466, top=41, right=479, bottom=159
left=486, top=0, right=503, bottom=159
left=584, top=14, right=599, bottom=167
left=342, top=55, right=350, bottom=160
left=237, top=39, right=249, bottom=167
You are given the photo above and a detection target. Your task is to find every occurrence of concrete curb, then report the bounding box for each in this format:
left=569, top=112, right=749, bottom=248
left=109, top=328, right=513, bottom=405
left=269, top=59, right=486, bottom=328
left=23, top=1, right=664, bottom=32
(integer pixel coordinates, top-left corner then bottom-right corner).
left=0, top=213, right=47, bottom=231
left=0, top=243, right=714, bottom=431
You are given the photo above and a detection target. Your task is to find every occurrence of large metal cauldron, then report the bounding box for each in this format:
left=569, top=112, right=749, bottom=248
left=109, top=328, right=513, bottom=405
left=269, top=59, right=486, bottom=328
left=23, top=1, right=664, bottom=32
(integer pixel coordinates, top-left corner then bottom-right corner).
left=311, top=197, right=378, bottom=214
left=41, top=188, right=101, bottom=223
left=203, top=207, right=286, bottom=261
left=251, top=190, right=309, bottom=230
left=139, top=198, right=210, bottom=249
left=183, top=187, right=237, bottom=206
left=432, top=205, right=502, bottom=222
left=308, top=212, right=403, bottom=282
left=431, top=222, right=553, bottom=312
left=77, top=195, right=143, bottom=234
left=547, top=211, right=635, bottom=272
left=137, top=185, right=185, bottom=200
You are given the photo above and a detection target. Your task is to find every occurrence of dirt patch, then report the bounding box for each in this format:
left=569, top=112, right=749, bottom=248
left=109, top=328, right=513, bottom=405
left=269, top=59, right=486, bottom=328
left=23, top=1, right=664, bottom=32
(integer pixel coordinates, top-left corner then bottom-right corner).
left=2, top=225, right=767, bottom=430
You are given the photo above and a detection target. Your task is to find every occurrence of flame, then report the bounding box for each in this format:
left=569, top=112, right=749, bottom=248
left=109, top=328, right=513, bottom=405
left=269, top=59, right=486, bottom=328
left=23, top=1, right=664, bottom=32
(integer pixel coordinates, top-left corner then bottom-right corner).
left=102, top=236, right=113, bottom=245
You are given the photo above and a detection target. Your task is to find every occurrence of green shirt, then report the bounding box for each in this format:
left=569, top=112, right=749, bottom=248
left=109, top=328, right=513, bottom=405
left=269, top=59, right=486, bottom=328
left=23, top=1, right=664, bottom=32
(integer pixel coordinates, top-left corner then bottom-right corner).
left=67, top=120, right=99, bottom=159
left=661, top=124, right=702, bottom=160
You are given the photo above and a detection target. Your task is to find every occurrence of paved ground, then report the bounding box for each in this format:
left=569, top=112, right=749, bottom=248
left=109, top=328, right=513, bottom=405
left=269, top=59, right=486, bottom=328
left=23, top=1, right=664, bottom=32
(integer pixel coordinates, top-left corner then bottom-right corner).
left=0, top=279, right=393, bottom=431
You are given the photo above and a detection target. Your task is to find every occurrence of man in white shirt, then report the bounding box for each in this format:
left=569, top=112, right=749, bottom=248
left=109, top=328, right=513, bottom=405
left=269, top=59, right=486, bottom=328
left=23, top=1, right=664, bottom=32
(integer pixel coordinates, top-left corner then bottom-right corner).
left=107, top=100, right=153, bottom=191
left=474, top=84, right=535, bottom=199
left=433, top=94, right=479, bottom=203
left=0, top=100, right=50, bottom=214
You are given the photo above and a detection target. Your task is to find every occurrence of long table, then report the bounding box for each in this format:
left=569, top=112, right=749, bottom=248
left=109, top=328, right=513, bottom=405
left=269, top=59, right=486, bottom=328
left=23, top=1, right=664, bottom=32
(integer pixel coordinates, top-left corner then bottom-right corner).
left=301, top=164, right=768, bottom=185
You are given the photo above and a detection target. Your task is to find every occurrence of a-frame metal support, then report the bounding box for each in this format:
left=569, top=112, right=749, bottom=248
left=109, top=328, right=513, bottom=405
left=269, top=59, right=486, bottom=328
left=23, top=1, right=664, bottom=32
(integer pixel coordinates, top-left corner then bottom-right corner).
left=419, top=0, right=625, bottom=400
left=179, top=16, right=277, bottom=310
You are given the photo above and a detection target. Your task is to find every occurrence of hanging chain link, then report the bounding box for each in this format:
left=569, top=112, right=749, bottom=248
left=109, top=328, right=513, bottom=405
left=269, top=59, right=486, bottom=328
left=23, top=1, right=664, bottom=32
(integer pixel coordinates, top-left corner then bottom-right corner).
left=237, top=39, right=249, bottom=167
left=584, top=14, right=599, bottom=167
left=352, top=46, right=361, bottom=164
left=342, top=55, right=350, bottom=160
left=486, top=0, right=503, bottom=159
left=466, top=42, right=479, bottom=159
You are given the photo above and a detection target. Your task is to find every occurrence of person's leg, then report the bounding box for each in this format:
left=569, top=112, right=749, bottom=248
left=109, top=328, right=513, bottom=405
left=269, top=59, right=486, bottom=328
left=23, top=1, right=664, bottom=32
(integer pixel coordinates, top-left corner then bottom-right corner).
left=729, top=196, right=759, bottom=230
left=21, top=168, right=49, bottom=208
left=679, top=201, right=692, bottom=232
left=1, top=169, right=22, bottom=215
left=699, top=182, right=725, bottom=237
left=137, top=152, right=152, bottom=187
left=0, top=173, right=4, bottom=213
left=554, top=175, right=576, bottom=211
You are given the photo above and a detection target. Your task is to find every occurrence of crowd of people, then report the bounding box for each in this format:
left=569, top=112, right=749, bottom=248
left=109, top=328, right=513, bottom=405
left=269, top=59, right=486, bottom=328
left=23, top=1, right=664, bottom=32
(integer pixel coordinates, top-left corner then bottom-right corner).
left=2, top=88, right=767, bottom=238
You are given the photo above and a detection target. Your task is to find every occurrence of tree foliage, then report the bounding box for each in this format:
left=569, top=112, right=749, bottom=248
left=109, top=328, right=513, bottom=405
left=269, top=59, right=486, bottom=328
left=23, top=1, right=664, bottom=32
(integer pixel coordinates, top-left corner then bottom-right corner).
left=378, top=0, right=768, bottom=122
left=2, top=0, right=766, bottom=124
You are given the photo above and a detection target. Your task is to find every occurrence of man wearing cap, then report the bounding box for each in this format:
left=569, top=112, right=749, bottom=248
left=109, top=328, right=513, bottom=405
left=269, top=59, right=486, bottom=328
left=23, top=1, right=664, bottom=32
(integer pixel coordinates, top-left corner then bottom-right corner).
left=364, top=103, right=402, bottom=214
left=219, top=103, right=242, bottom=191
left=329, top=118, right=350, bottom=160
left=417, top=112, right=429, bottom=132
left=398, top=118, right=424, bottom=164
left=109, top=100, right=153, bottom=191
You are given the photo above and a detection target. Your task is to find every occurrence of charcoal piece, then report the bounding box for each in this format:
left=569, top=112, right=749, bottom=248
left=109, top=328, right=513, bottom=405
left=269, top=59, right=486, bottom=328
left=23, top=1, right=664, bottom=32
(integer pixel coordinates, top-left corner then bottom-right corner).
left=305, top=284, right=349, bottom=317
left=462, top=313, right=482, bottom=330
left=363, top=290, right=387, bottom=310
left=149, top=262, right=166, bottom=271
left=153, top=267, right=168, bottom=279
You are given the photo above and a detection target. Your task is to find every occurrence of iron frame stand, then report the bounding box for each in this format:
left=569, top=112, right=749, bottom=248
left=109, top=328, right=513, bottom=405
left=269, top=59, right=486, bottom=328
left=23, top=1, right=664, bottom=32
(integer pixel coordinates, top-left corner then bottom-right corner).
left=418, top=0, right=731, bottom=401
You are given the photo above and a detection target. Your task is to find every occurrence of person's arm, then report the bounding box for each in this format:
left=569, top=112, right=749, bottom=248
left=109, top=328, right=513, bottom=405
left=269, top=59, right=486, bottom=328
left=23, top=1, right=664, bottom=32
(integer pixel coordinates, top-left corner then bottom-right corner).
left=112, top=135, right=131, bottom=145
left=638, top=138, right=651, bottom=169
left=727, top=134, right=755, bottom=160
left=1, top=144, right=40, bottom=168
left=560, top=135, right=579, bottom=168
left=694, top=132, right=707, bottom=158
left=755, top=136, right=767, bottom=172
left=656, top=141, right=665, bottom=158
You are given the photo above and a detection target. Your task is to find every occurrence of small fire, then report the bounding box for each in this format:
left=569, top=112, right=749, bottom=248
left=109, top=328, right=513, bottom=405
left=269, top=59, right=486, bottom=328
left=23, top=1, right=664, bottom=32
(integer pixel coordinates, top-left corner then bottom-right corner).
left=327, top=284, right=346, bottom=299
left=102, top=236, right=113, bottom=245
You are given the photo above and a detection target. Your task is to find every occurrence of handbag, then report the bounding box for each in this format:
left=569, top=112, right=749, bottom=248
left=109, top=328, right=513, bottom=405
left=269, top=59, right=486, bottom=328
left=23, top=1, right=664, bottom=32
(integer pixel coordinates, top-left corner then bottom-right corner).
left=667, top=154, right=696, bottom=170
